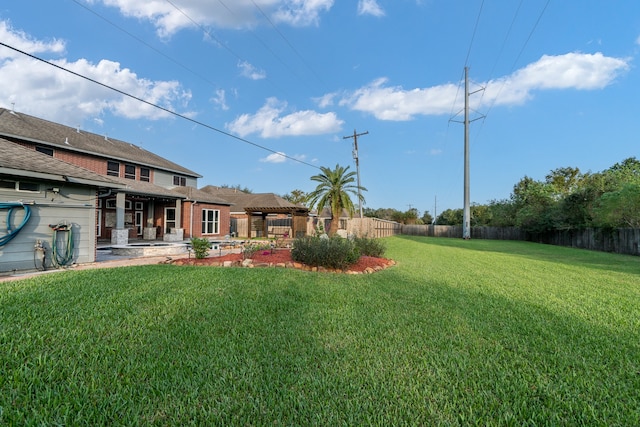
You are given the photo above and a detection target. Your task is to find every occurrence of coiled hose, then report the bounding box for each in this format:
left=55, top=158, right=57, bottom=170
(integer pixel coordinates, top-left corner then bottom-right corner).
left=51, top=223, right=74, bottom=267
left=0, top=203, right=32, bottom=246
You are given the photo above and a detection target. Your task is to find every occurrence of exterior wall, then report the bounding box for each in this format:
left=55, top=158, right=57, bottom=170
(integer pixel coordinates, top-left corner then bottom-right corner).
left=153, top=170, right=197, bottom=188
left=180, top=202, right=231, bottom=239
left=0, top=179, right=97, bottom=273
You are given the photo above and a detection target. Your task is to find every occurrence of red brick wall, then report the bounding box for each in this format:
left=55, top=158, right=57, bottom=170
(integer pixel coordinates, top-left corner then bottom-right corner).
left=181, top=203, right=231, bottom=239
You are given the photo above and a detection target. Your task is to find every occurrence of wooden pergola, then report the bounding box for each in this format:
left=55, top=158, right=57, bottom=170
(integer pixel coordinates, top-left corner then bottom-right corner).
left=244, top=205, right=309, bottom=239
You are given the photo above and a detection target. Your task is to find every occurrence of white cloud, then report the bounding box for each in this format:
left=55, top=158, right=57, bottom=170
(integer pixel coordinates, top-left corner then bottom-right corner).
left=272, top=0, right=334, bottom=27
left=238, top=61, right=266, bottom=80
left=0, top=21, right=66, bottom=58
left=339, top=77, right=459, bottom=120
left=226, top=97, right=344, bottom=138
left=313, top=93, right=337, bottom=108
left=0, top=20, right=192, bottom=124
left=211, top=89, right=229, bottom=110
left=339, top=52, right=629, bottom=121
left=260, top=152, right=288, bottom=163
left=358, top=0, right=385, bottom=17
left=94, top=0, right=334, bottom=36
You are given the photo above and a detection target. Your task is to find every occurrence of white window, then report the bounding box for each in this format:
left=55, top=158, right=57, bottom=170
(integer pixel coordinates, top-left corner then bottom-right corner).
left=202, top=209, right=220, bottom=235
left=106, top=199, right=132, bottom=209
left=0, top=180, right=40, bottom=192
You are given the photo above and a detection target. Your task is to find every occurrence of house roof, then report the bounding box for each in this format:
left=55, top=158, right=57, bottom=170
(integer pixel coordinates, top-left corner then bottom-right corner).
left=170, top=186, right=233, bottom=205
left=200, top=186, right=307, bottom=214
left=0, top=137, right=124, bottom=188
left=108, top=177, right=187, bottom=199
left=0, top=108, right=201, bottom=178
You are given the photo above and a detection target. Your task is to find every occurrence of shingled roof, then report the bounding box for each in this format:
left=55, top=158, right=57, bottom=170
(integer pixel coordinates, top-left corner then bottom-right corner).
left=0, top=137, right=123, bottom=188
left=170, top=186, right=233, bottom=205
left=0, top=108, right=200, bottom=178
left=200, top=185, right=307, bottom=214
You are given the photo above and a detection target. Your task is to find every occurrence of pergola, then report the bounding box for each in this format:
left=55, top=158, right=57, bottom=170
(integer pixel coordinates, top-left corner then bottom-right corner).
left=243, top=205, right=309, bottom=239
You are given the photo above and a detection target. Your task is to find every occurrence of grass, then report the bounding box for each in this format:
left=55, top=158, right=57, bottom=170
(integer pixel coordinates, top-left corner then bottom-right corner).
left=1, top=235, right=639, bottom=425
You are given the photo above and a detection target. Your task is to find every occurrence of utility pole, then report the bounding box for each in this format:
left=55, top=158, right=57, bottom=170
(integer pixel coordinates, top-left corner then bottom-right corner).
left=343, top=129, right=368, bottom=218
left=463, top=66, right=471, bottom=239
left=434, top=195, right=437, bottom=224
left=451, top=67, right=484, bottom=239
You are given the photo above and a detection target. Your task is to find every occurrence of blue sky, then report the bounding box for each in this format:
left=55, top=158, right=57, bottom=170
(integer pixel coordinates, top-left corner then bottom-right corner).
left=1, top=1, right=638, bottom=216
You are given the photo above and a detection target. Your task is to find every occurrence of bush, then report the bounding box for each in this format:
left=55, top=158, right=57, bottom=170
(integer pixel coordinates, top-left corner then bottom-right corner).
left=190, top=237, right=210, bottom=259
left=291, top=236, right=360, bottom=270
left=242, top=242, right=272, bottom=260
left=353, top=236, right=386, bottom=258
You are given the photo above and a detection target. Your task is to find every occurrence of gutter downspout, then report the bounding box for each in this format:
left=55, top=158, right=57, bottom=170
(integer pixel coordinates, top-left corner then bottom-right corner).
left=190, top=200, right=197, bottom=239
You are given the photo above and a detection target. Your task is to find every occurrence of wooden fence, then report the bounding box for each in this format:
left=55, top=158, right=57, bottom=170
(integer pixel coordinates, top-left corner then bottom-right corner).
left=529, top=228, right=640, bottom=256
left=401, top=225, right=526, bottom=240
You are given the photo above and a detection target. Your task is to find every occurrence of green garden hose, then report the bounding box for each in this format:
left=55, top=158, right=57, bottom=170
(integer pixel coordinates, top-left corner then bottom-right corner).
left=51, top=223, right=74, bottom=267
left=0, top=202, right=31, bottom=246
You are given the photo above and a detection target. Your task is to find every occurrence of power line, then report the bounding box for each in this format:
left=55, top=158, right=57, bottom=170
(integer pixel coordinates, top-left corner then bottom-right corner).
left=483, top=0, right=551, bottom=119
left=250, top=0, right=327, bottom=90
left=464, top=0, right=485, bottom=67
left=0, top=41, right=320, bottom=170
left=165, top=0, right=291, bottom=97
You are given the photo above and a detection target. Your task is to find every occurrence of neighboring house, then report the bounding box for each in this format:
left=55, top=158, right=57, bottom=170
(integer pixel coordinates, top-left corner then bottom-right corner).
left=200, top=186, right=309, bottom=238
left=0, top=108, right=231, bottom=246
left=0, top=137, right=123, bottom=273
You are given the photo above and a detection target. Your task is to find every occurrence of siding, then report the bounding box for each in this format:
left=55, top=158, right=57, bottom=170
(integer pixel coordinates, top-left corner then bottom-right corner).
left=0, top=184, right=97, bottom=273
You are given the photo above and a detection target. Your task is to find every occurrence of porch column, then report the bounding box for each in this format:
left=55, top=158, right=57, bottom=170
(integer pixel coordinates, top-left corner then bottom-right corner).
left=246, top=211, right=252, bottom=238
left=175, top=198, right=182, bottom=228
left=111, top=191, right=129, bottom=245
left=143, top=200, right=156, bottom=240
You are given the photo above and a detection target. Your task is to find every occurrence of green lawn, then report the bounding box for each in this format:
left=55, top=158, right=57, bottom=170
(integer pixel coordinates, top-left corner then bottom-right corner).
left=2, top=236, right=639, bottom=425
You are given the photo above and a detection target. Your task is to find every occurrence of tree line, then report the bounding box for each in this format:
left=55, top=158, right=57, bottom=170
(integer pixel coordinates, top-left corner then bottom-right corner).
left=281, top=157, right=640, bottom=233
left=435, top=157, right=640, bottom=232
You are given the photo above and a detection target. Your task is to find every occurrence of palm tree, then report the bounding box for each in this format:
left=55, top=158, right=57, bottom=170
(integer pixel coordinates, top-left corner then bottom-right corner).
left=306, top=164, right=366, bottom=236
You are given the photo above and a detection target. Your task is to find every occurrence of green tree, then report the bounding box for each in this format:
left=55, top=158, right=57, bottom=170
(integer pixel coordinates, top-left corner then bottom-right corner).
left=593, top=184, right=640, bottom=228
left=282, top=189, right=308, bottom=206
left=511, top=176, right=556, bottom=233
left=545, top=166, right=582, bottom=197
left=436, top=208, right=463, bottom=225
left=307, top=164, right=366, bottom=236
left=404, top=208, right=419, bottom=224
left=421, top=210, right=434, bottom=225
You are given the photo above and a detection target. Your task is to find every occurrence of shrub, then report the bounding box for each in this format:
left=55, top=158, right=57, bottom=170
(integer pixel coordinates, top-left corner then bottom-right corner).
left=353, top=236, right=386, bottom=258
left=291, top=236, right=360, bottom=270
left=190, top=237, right=210, bottom=259
left=242, top=242, right=272, bottom=260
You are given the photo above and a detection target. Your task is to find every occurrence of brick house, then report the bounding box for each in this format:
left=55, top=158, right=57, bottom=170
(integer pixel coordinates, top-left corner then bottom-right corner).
left=0, top=108, right=231, bottom=246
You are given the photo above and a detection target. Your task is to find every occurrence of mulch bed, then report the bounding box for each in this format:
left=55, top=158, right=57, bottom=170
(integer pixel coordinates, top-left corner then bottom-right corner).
left=171, top=249, right=395, bottom=274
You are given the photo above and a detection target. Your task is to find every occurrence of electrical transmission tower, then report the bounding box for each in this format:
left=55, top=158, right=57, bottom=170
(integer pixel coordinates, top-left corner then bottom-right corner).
left=450, top=67, right=484, bottom=239
left=343, top=129, right=368, bottom=218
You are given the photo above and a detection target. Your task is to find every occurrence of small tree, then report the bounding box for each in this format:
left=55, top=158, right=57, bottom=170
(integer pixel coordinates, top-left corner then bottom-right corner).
left=307, top=164, right=366, bottom=237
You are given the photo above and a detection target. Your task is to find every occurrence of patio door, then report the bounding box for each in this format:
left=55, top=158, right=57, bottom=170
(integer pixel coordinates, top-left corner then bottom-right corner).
left=164, top=207, right=176, bottom=234
left=135, top=211, right=143, bottom=236
left=96, top=209, right=102, bottom=237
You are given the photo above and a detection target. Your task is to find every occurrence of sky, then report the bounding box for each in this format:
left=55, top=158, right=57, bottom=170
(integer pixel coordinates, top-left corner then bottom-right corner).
left=1, top=1, right=639, bottom=217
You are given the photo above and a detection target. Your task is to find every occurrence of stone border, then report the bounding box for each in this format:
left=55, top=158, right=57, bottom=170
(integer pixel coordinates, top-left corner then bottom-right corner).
left=165, top=257, right=396, bottom=274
